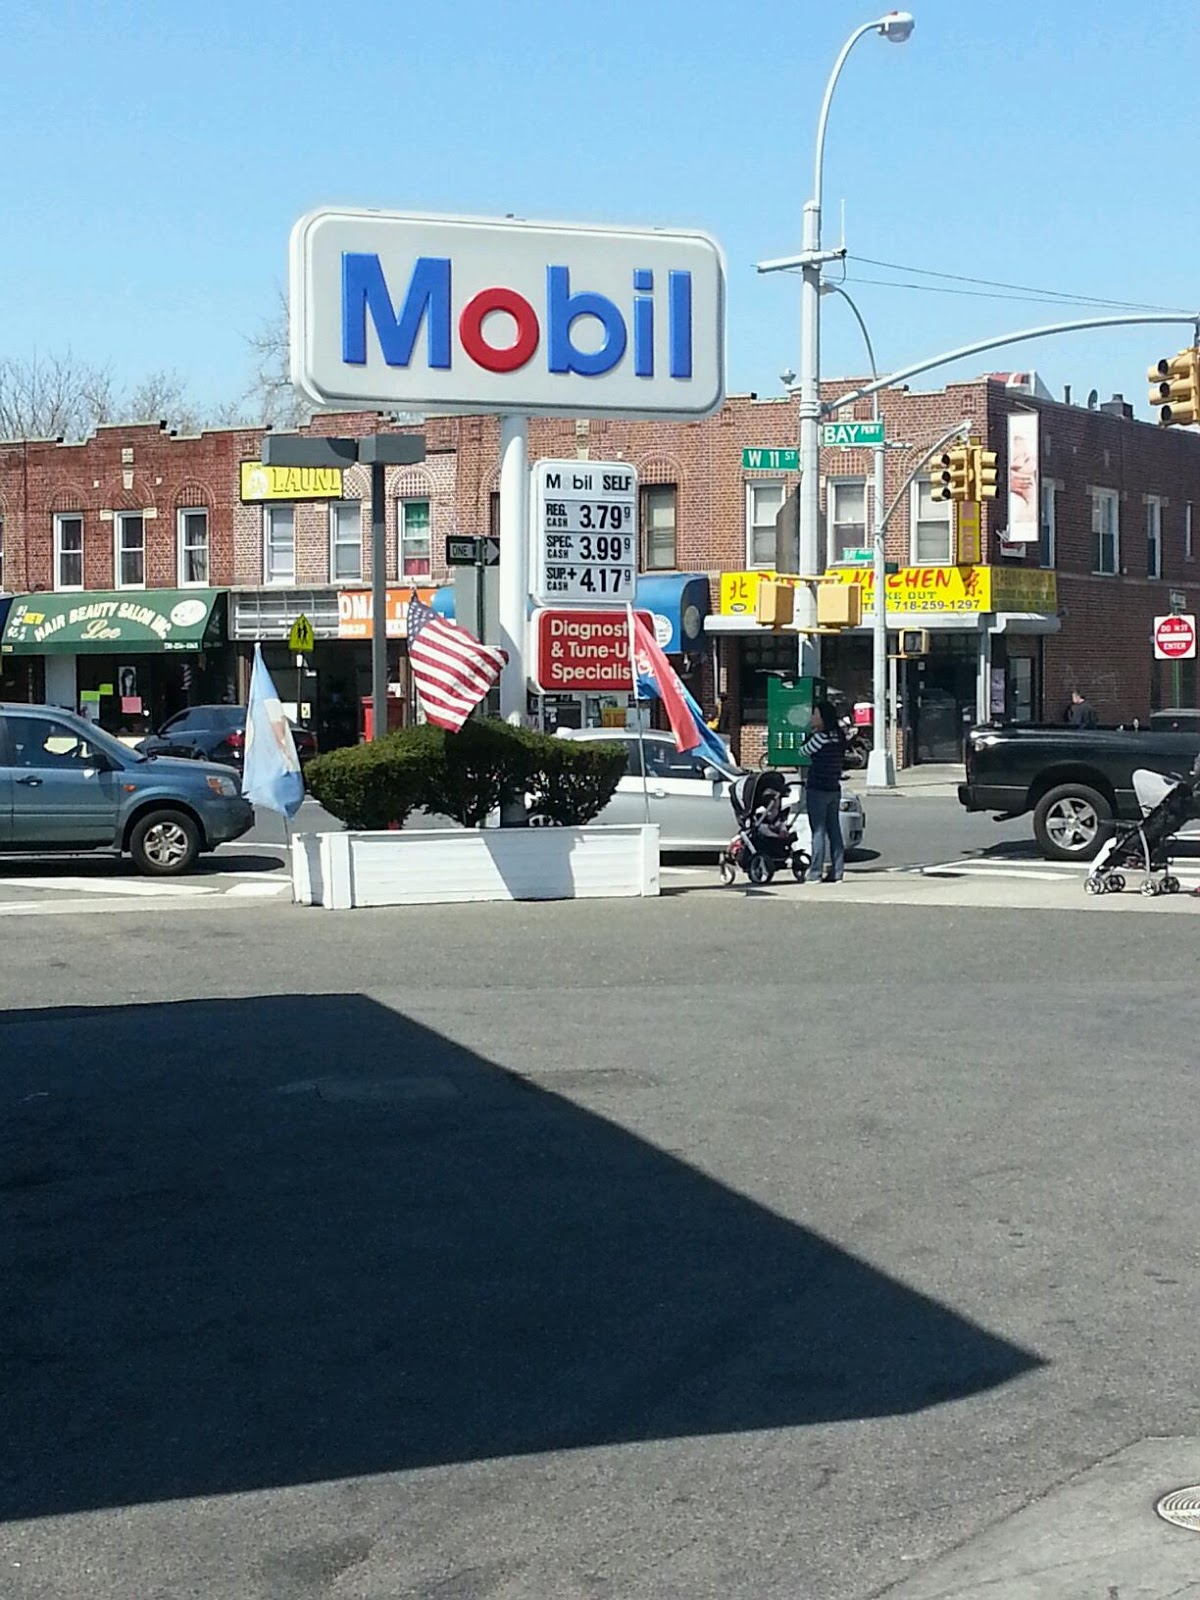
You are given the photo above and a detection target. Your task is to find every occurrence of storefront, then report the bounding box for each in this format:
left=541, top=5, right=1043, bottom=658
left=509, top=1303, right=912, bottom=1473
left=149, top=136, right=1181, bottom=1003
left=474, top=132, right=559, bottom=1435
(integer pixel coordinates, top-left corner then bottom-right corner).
left=0, top=589, right=232, bottom=736
left=228, top=586, right=435, bottom=749
left=707, top=566, right=1059, bottom=766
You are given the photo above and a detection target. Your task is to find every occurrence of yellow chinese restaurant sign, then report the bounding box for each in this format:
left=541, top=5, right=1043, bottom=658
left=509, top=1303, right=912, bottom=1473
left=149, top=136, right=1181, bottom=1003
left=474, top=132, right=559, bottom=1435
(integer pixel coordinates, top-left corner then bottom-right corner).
left=240, top=462, right=345, bottom=502
left=720, top=566, right=1057, bottom=619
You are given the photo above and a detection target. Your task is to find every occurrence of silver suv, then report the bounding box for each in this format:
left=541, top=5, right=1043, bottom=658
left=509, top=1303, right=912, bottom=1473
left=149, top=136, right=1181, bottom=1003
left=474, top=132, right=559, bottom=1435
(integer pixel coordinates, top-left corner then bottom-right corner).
left=0, top=704, right=254, bottom=875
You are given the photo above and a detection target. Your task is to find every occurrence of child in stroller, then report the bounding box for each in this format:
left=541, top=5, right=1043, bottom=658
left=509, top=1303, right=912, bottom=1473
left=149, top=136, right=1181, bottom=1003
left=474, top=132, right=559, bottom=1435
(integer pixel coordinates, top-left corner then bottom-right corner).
left=1085, top=766, right=1200, bottom=896
left=719, top=770, right=811, bottom=885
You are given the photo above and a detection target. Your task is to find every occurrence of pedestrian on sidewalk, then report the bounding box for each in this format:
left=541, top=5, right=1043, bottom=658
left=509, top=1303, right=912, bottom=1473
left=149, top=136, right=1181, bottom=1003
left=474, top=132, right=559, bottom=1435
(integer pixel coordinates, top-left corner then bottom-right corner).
left=1064, top=689, right=1098, bottom=728
left=797, top=700, right=847, bottom=884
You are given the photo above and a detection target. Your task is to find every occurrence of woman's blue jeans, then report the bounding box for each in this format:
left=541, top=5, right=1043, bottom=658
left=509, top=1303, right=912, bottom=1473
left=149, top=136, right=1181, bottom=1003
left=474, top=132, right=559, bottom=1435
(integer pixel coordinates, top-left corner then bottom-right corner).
left=806, top=787, right=844, bottom=881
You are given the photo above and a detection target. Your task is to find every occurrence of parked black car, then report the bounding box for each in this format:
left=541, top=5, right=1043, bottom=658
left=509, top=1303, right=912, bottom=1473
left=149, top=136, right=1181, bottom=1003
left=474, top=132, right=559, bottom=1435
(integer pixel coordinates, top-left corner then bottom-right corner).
left=959, top=722, right=1200, bottom=860
left=137, top=705, right=318, bottom=769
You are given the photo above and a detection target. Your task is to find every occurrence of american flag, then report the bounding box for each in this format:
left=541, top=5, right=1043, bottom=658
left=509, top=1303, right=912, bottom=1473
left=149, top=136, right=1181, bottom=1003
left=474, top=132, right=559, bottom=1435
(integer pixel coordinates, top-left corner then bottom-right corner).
left=407, top=595, right=508, bottom=732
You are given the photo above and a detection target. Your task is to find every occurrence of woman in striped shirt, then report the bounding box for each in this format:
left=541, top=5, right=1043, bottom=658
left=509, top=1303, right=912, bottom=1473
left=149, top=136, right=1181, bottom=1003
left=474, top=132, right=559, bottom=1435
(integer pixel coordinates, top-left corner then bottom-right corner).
left=796, top=700, right=847, bottom=884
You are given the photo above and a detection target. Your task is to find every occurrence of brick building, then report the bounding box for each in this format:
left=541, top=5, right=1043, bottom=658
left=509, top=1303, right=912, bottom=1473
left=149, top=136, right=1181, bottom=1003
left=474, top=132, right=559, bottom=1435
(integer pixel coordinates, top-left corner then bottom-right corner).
left=2, top=375, right=1198, bottom=762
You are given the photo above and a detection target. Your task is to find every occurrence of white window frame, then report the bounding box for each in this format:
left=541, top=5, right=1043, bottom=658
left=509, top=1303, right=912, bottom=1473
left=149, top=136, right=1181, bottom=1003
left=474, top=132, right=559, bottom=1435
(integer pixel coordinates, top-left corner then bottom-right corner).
left=176, top=507, right=210, bottom=588
left=54, top=512, right=85, bottom=592
left=828, top=477, right=868, bottom=563
left=642, top=484, right=677, bottom=571
left=745, top=480, right=786, bottom=568
left=909, top=477, right=953, bottom=565
left=329, top=500, right=363, bottom=582
left=114, top=511, right=145, bottom=590
left=1145, top=494, right=1164, bottom=580
left=263, top=504, right=296, bottom=586
left=1039, top=480, right=1058, bottom=570
left=1187, top=502, right=1194, bottom=562
left=398, top=496, right=432, bottom=579
left=1090, top=487, right=1120, bottom=575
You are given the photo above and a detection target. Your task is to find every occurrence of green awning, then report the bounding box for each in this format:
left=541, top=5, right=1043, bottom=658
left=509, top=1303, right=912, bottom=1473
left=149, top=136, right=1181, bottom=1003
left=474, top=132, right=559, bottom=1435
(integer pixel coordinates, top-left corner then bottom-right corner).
left=1, top=590, right=225, bottom=655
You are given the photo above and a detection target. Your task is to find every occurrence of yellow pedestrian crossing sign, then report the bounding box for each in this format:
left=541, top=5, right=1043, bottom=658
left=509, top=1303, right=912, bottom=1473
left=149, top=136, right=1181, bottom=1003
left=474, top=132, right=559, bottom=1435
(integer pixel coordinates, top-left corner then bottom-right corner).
left=287, top=614, right=315, bottom=654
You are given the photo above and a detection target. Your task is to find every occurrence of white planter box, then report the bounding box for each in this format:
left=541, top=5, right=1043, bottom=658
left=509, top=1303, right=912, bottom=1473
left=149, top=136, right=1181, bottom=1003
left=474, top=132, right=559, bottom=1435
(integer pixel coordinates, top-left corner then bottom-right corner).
left=292, top=825, right=660, bottom=908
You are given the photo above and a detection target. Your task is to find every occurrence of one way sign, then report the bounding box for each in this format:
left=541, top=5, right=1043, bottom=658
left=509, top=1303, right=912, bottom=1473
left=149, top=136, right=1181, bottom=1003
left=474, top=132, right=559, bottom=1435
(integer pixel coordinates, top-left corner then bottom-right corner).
left=446, top=535, right=500, bottom=567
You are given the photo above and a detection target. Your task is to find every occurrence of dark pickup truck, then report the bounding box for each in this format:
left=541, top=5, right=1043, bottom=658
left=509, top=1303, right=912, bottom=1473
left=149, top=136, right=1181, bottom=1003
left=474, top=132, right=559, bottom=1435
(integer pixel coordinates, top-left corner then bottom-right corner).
left=959, top=719, right=1200, bottom=860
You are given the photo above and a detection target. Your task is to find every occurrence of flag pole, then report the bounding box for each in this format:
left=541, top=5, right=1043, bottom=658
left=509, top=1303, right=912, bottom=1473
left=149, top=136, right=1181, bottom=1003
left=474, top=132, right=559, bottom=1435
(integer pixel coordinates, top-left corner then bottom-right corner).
left=625, top=603, right=651, bottom=825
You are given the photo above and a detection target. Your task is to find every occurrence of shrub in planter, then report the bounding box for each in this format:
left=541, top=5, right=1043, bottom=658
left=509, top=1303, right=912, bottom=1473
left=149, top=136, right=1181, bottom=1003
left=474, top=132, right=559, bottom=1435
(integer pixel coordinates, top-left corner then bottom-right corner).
left=304, top=735, right=427, bottom=830
left=417, top=719, right=530, bottom=828
left=523, top=735, right=626, bottom=826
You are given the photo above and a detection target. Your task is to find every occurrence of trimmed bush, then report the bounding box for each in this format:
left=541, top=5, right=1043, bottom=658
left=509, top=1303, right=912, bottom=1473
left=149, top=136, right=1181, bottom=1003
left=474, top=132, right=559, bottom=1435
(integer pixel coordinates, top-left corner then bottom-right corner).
left=303, top=719, right=628, bottom=832
left=523, top=734, right=626, bottom=826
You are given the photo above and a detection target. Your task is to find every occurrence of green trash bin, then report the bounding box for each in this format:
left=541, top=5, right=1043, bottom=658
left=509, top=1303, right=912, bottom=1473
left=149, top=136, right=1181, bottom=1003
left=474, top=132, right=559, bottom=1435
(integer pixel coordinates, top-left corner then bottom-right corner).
left=766, top=675, right=826, bottom=768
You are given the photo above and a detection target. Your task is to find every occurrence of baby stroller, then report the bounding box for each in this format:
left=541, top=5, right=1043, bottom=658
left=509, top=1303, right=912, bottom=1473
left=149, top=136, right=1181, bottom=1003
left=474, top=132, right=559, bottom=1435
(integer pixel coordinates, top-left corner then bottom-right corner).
left=719, top=771, right=811, bottom=886
left=1085, top=767, right=1200, bottom=896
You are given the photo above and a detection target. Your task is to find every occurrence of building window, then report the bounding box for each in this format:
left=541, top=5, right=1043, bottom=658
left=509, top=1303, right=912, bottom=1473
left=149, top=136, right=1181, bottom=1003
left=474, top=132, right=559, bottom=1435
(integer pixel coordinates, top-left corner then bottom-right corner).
left=264, top=505, right=295, bottom=585
left=177, top=508, right=209, bottom=587
left=1040, top=482, right=1057, bottom=569
left=1091, top=488, right=1120, bottom=575
left=115, top=512, right=145, bottom=589
left=746, top=481, right=785, bottom=567
left=1187, top=503, right=1194, bottom=561
left=399, top=497, right=431, bottom=577
left=738, top=632, right=797, bottom=722
left=1146, top=496, right=1163, bottom=579
left=829, top=479, right=867, bottom=562
left=330, top=501, right=362, bottom=581
left=911, top=478, right=952, bottom=564
left=54, top=513, right=84, bottom=590
left=642, top=485, right=677, bottom=570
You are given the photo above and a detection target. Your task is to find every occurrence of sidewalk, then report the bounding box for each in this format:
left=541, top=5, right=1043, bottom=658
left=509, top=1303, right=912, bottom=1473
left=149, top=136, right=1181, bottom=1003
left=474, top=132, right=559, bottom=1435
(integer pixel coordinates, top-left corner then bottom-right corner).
left=862, top=761, right=964, bottom=799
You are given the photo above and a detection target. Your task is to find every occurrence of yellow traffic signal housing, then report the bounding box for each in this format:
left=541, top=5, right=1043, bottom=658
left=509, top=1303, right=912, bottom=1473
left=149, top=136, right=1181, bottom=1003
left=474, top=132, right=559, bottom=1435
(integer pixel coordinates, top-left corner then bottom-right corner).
left=947, top=445, right=973, bottom=501
left=897, top=628, right=930, bottom=658
left=756, top=578, right=795, bottom=627
left=1148, top=349, right=1200, bottom=427
left=973, top=447, right=998, bottom=498
left=816, top=581, right=862, bottom=628
left=929, top=450, right=954, bottom=502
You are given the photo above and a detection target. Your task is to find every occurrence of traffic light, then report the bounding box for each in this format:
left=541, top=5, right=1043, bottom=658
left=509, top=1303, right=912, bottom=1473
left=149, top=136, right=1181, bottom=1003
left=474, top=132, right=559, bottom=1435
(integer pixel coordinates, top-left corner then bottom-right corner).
left=756, top=578, right=795, bottom=627
left=947, top=445, right=973, bottom=501
left=973, top=446, right=998, bottom=498
left=1148, top=348, right=1200, bottom=427
left=929, top=450, right=954, bottom=501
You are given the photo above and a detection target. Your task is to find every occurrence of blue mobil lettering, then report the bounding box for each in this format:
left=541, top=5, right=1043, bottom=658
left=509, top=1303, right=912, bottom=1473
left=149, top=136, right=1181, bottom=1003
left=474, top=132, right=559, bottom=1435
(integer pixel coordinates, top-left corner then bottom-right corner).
left=341, top=255, right=694, bottom=381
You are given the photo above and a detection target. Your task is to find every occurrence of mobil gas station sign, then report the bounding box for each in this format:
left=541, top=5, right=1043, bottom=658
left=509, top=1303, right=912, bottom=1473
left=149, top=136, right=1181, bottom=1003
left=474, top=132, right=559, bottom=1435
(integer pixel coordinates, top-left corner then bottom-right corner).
left=289, top=209, right=725, bottom=419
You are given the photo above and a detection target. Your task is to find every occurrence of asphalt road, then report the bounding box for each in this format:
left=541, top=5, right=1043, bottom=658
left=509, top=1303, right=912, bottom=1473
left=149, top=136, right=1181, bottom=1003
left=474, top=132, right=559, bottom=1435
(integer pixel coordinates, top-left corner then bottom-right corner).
left=2, top=894, right=1198, bottom=1598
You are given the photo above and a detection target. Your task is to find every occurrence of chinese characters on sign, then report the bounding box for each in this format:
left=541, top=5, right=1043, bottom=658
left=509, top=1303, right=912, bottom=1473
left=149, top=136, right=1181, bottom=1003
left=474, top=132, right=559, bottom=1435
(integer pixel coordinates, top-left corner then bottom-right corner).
left=533, top=461, right=638, bottom=605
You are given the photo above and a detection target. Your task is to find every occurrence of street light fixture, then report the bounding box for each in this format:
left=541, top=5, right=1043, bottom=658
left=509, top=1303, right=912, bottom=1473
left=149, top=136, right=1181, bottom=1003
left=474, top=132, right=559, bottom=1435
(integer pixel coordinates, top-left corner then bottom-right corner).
left=787, top=12, right=914, bottom=677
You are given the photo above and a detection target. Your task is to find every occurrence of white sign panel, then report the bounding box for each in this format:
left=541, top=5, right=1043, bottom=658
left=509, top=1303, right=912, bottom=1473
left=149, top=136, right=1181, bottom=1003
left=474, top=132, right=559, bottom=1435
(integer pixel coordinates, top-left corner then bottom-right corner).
left=533, top=460, right=638, bottom=605
left=1007, top=411, right=1040, bottom=543
left=289, top=209, right=726, bottom=420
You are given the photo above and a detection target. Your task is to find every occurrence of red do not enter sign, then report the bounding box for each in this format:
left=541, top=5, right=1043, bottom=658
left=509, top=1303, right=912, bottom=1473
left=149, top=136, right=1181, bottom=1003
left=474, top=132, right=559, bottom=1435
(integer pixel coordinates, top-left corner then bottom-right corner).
left=1154, top=613, right=1197, bottom=660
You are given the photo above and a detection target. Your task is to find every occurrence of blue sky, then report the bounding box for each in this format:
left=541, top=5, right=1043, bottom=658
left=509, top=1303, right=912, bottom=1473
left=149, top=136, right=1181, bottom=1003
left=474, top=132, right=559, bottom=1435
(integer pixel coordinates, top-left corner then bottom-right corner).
left=3, top=0, right=1195, bottom=419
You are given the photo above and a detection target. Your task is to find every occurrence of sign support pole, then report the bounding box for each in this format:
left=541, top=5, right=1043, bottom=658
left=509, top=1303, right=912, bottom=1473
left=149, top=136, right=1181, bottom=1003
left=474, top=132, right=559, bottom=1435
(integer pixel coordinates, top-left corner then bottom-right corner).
left=370, top=460, right=388, bottom=742
left=498, top=415, right=529, bottom=823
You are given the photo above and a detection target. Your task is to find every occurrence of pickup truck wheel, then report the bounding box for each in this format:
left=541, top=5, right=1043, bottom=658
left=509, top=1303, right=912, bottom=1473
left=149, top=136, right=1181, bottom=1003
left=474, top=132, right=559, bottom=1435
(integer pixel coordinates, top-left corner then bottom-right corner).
left=129, top=809, right=201, bottom=876
left=1033, top=784, right=1112, bottom=861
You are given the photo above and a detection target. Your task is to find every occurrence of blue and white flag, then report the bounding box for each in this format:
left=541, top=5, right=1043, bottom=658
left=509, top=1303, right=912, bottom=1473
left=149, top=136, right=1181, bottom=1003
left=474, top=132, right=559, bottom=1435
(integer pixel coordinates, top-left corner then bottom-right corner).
left=242, top=644, right=305, bottom=819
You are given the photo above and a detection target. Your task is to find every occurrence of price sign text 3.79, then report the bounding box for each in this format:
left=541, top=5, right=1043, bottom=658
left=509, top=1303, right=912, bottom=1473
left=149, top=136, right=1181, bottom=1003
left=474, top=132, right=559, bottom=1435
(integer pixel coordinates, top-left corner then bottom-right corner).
left=533, top=460, right=639, bottom=607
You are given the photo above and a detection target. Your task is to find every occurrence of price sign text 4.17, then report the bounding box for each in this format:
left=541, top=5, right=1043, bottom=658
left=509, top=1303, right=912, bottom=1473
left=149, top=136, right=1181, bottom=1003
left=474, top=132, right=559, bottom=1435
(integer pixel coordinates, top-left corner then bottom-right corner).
left=533, top=460, right=639, bottom=607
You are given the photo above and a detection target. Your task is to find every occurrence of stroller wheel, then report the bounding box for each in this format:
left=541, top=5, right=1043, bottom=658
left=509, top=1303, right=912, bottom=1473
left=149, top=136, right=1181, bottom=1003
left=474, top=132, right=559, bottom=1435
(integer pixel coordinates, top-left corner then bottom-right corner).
left=1140, top=878, right=1161, bottom=897
left=1163, top=875, right=1182, bottom=894
left=1109, top=873, right=1125, bottom=892
left=747, top=855, right=773, bottom=886
left=719, top=853, right=736, bottom=886
left=1085, top=876, right=1103, bottom=895
left=791, top=856, right=808, bottom=883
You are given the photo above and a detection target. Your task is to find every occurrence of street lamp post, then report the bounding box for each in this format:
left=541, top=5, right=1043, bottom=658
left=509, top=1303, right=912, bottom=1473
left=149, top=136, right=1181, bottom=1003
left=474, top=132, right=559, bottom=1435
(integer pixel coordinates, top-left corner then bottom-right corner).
left=789, top=11, right=914, bottom=676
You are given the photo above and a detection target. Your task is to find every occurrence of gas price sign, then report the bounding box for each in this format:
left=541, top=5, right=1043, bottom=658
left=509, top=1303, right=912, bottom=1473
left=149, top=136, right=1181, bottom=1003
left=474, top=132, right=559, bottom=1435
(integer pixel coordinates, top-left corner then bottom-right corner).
left=532, top=459, right=639, bottom=606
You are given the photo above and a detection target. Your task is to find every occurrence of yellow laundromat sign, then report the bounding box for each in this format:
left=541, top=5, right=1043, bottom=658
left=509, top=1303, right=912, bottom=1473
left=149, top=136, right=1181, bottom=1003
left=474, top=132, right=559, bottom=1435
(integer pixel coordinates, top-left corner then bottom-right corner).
left=240, top=462, right=345, bottom=501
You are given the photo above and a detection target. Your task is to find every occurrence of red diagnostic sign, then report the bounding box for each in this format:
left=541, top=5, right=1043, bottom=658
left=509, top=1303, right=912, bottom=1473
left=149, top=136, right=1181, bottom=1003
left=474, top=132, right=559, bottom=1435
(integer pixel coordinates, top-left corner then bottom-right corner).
left=534, top=608, right=653, bottom=693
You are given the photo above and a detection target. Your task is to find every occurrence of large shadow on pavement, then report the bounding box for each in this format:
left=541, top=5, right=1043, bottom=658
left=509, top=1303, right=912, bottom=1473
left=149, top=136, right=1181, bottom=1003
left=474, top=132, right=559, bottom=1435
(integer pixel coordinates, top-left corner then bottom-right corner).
left=0, top=995, right=1042, bottom=1521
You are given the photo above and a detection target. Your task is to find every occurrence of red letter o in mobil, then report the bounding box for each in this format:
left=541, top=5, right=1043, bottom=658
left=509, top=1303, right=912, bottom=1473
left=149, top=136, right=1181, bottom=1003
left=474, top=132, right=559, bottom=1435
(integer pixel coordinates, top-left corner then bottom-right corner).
left=458, top=287, right=540, bottom=373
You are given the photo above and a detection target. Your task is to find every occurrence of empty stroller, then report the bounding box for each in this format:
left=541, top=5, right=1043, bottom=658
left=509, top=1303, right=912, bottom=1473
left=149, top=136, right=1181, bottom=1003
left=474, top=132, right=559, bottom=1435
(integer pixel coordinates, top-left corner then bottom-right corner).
left=719, top=771, right=811, bottom=886
left=1085, top=767, right=1200, bottom=896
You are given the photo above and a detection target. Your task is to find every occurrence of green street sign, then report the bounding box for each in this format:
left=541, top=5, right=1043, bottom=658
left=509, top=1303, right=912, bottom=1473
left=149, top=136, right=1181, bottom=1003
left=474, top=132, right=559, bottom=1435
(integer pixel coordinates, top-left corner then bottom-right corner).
left=822, top=420, right=886, bottom=448
left=843, top=548, right=875, bottom=563
left=742, top=447, right=799, bottom=471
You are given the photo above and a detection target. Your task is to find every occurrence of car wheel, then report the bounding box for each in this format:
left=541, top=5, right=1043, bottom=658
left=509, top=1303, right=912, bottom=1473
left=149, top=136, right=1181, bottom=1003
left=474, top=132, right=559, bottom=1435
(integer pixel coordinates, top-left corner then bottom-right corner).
left=129, top=809, right=201, bottom=876
left=1033, top=783, right=1113, bottom=861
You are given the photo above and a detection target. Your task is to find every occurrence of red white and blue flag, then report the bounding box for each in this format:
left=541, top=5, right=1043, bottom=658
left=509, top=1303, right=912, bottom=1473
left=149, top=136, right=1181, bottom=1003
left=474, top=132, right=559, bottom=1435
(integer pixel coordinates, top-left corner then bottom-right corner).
left=626, top=605, right=732, bottom=769
left=408, top=595, right=508, bottom=732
